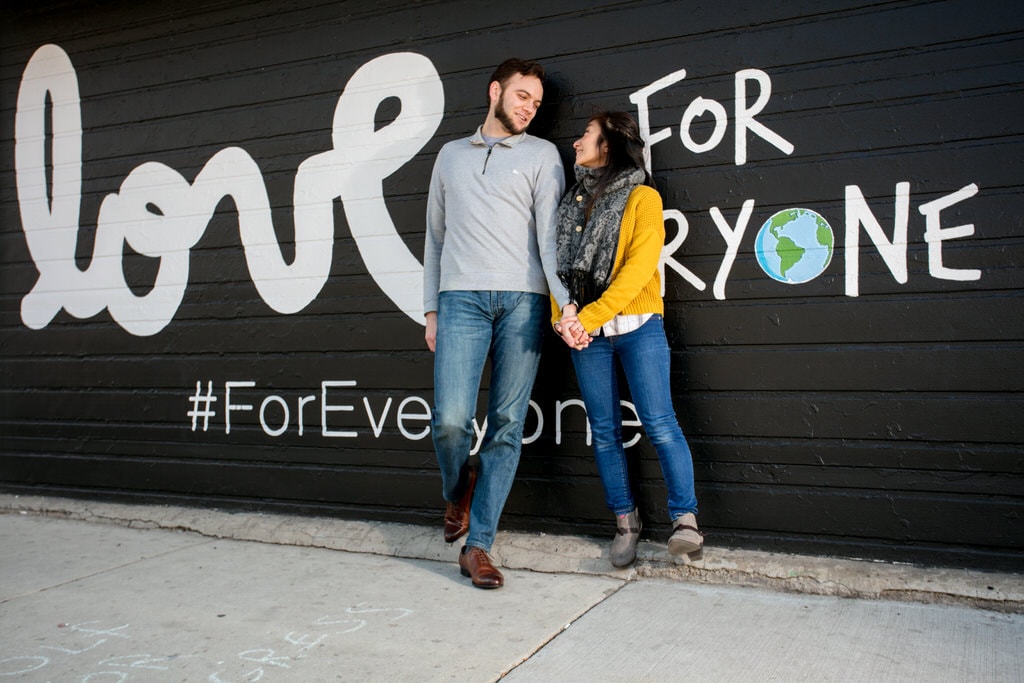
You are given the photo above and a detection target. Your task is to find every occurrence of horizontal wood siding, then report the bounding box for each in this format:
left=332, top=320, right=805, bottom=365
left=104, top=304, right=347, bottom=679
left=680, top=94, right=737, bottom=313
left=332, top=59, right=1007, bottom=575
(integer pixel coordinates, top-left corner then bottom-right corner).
left=1, top=0, right=1021, bottom=569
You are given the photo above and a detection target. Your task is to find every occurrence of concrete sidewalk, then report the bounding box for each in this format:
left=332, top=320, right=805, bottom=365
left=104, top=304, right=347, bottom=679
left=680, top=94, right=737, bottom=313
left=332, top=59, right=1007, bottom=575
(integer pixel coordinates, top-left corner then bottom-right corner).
left=1, top=496, right=1022, bottom=681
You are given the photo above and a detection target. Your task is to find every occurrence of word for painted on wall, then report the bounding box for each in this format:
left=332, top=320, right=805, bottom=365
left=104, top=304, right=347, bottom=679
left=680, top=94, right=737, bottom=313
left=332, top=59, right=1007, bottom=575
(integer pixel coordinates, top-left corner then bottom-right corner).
left=15, top=44, right=982, bottom=337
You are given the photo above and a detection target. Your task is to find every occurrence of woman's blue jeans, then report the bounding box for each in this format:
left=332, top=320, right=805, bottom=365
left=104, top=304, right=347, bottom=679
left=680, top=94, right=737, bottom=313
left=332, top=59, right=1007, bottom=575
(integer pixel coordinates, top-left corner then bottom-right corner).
left=432, top=290, right=547, bottom=552
left=571, top=315, right=698, bottom=520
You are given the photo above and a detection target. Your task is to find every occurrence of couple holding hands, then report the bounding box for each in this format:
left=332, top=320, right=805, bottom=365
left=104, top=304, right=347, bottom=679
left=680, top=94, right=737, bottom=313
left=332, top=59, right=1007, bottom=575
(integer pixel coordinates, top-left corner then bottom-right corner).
left=423, top=58, right=702, bottom=589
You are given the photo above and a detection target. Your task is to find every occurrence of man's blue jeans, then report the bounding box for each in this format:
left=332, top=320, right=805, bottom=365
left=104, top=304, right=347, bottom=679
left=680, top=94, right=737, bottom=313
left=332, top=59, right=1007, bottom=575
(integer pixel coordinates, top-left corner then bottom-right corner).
left=570, top=315, right=698, bottom=520
left=432, top=290, right=547, bottom=552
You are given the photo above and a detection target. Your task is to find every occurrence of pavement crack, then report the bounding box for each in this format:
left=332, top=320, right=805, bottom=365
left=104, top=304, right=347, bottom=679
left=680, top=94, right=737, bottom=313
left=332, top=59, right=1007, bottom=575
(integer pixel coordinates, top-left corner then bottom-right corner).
left=497, top=577, right=632, bottom=680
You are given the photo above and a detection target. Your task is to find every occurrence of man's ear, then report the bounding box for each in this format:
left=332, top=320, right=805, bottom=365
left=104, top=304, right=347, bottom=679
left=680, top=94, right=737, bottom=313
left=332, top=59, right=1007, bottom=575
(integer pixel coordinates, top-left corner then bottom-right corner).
left=488, top=81, right=501, bottom=104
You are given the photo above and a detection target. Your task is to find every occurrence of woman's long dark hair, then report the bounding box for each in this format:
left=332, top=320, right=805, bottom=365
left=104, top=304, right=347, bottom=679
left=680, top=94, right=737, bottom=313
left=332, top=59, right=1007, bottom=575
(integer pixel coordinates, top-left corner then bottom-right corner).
left=584, top=111, right=655, bottom=218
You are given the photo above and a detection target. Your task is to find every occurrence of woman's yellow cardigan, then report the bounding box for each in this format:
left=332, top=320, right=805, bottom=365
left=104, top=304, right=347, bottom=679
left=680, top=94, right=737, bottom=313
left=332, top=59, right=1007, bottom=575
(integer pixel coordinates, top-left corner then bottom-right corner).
left=551, top=185, right=665, bottom=334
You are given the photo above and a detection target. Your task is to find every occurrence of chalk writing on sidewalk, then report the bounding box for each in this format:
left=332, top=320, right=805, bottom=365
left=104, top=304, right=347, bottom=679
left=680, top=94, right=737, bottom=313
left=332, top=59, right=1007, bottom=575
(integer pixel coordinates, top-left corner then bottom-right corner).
left=0, top=605, right=414, bottom=681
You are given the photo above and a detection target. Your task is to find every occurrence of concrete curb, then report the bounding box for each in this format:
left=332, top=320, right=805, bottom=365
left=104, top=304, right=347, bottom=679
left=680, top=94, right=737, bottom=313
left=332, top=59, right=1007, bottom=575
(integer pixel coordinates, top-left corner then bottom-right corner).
left=3, top=493, right=1021, bottom=612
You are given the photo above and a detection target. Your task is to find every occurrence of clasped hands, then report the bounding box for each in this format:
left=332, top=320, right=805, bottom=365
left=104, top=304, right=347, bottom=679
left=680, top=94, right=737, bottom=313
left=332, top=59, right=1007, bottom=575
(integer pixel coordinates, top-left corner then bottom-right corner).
left=556, top=304, right=592, bottom=350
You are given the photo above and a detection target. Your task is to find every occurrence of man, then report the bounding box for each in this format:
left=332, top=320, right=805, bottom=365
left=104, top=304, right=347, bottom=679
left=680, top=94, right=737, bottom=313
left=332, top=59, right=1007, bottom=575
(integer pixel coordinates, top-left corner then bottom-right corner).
left=423, top=58, right=571, bottom=588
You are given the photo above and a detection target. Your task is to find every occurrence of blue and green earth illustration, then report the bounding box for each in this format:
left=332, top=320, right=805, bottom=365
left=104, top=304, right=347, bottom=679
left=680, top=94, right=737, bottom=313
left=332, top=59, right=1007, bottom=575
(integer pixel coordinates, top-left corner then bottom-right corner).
left=755, top=208, right=834, bottom=284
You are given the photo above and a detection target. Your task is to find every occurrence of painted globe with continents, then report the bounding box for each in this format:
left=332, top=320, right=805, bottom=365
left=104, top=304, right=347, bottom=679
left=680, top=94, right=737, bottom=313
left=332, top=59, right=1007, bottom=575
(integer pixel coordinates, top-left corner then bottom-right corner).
left=755, top=208, right=835, bottom=284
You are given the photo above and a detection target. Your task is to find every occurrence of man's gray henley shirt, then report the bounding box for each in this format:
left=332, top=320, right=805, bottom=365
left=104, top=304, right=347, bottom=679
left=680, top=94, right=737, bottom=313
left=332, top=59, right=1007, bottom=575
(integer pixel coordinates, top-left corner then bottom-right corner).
left=423, top=126, right=569, bottom=314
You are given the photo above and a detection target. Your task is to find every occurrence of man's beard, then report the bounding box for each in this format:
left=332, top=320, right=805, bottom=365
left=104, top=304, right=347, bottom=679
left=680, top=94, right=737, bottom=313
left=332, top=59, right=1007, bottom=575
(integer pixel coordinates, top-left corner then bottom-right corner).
left=494, top=94, right=527, bottom=135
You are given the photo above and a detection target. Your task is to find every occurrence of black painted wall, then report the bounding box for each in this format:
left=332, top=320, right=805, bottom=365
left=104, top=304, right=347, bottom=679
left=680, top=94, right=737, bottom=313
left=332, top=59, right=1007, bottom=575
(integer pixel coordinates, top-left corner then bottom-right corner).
left=1, top=0, right=1021, bottom=570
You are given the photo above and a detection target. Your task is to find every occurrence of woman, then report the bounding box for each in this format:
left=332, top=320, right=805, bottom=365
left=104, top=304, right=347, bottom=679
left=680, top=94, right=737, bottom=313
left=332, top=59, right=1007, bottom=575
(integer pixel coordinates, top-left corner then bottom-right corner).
left=553, top=111, right=702, bottom=568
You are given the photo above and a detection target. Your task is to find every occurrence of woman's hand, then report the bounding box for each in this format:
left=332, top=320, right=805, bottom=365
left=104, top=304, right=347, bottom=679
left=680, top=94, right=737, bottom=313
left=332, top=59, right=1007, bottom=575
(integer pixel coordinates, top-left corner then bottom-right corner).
left=556, top=305, right=591, bottom=350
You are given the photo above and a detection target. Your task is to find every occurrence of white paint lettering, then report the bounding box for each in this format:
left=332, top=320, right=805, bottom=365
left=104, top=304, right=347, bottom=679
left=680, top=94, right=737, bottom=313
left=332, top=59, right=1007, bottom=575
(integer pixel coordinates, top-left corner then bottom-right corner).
left=396, top=396, right=431, bottom=440
left=680, top=96, right=728, bottom=153
left=711, top=199, right=756, bottom=300
left=15, top=44, right=84, bottom=332
left=920, top=183, right=982, bottom=282
left=15, top=45, right=443, bottom=334
left=621, top=401, right=643, bottom=448
left=661, top=209, right=707, bottom=293
left=259, top=395, right=290, bottom=437
left=734, top=68, right=795, bottom=165
left=470, top=417, right=486, bottom=456
left=629, top=67, right=688, bottom=172
left=224, top=381, right=256, bottom=435
left=844, top=183, right=911, bottom=297
left=364, top=397, right=392, bottom=438
left=297, top=394, right=316, bottom=436
left=522, top=400, right=543, bottom=445
left=630, top=67, right=794, bottom=168
left=555, top=398, right=588, bottom=446
left=321, top=380, right=357, bottom=438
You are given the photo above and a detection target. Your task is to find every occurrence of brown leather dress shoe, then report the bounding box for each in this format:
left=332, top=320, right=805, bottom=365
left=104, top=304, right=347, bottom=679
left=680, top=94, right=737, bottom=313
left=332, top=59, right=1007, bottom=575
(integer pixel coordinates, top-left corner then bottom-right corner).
left=443, top=466, right=476, bottom=543
left=459, top=546, right=504, bottom=589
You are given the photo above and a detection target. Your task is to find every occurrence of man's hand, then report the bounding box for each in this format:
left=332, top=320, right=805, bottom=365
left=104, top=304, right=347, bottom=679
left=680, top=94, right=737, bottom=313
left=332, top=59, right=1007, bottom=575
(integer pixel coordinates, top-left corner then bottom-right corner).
left=425, top=311, right=438, bottom=352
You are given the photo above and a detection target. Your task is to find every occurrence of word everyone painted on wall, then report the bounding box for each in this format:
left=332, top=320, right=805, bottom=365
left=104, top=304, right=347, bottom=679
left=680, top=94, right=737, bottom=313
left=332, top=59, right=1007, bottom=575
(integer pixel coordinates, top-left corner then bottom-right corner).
left=631, top=67, right=981, bottom=299
left=186, top=380, right=643, bottom=451
left=15, top=45, right=982, bottom=336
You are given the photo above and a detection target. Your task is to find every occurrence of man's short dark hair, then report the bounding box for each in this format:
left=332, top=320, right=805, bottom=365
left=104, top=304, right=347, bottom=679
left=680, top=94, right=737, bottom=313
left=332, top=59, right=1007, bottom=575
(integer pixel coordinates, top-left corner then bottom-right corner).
left=487, top=58, right=545, bottom=102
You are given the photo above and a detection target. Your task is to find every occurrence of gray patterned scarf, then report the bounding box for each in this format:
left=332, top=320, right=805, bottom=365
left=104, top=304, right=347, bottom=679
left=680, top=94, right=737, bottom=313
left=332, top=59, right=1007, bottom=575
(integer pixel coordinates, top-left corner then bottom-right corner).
left=556, top=165, right=646, bottom=307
